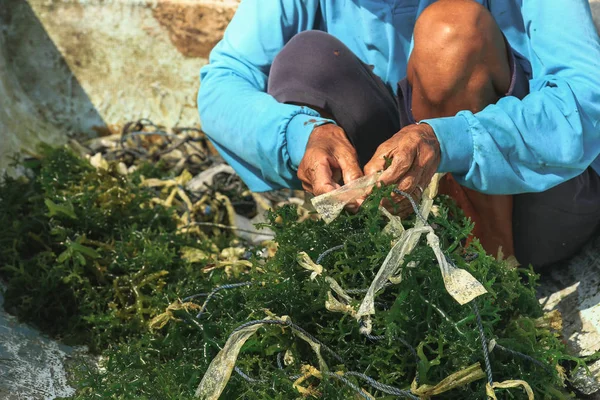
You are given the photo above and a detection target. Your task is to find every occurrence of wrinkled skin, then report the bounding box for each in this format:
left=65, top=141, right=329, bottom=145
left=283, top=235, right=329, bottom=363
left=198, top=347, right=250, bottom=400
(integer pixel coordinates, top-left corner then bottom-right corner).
left=298, top=122, right=440, bottom=215
left=362, top=123, right=440, bottom=214
left=297, top=123, right=363, bottom=195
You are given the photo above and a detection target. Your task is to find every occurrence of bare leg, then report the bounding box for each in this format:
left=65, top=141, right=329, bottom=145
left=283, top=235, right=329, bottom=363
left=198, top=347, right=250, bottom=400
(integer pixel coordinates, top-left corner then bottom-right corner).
left=407, top=0, right=514, bottom=257
left=408, top=0, right=510, bottom=121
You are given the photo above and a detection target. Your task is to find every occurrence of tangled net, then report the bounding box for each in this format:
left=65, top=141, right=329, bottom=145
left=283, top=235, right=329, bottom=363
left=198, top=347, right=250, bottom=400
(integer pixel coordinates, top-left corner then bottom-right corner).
left=0, top=120, right=592, bottom=399
left=187, top=180, right=574, bottom=400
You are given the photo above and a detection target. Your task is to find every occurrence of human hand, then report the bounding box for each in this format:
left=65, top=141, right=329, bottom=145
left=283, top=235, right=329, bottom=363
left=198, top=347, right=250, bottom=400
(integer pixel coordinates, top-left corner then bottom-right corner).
left=363, top=123, right=441, bottom=215
left=297, top=124, right=363, bottom=196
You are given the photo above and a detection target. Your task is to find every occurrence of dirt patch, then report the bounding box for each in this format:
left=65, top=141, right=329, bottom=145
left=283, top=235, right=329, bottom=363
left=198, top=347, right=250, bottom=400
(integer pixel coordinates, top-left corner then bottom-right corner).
left=152, top=3, right=236, bottom=59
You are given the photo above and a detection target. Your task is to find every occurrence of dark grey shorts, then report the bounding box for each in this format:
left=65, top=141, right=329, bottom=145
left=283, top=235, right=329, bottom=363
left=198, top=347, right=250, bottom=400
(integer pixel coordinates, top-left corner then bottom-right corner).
left=268, top=30, right=600, bottom=268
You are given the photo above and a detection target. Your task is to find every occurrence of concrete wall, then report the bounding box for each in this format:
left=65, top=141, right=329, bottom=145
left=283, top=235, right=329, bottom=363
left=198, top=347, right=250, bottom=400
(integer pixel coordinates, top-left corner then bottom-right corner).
left=0, top=0, right=599, bottom=173
left=0, top=0, right=239, bottom=173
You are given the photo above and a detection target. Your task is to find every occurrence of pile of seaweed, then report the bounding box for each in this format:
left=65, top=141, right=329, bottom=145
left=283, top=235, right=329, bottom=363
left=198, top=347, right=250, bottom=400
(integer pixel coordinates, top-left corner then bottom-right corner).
left=0, top=127, right=591, bottom=399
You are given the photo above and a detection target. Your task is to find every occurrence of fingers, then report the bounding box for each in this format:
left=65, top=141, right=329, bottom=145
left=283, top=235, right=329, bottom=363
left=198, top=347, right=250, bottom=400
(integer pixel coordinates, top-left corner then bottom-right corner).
left=364, top=134, right=416, bottom=184
left=336, top=148, right=363, bottom=212
left=363, top=153, right=387, bottom=177
left=378, top=150, right=416, bottom=187
left=361, top=143, right=407, bottom=206
left=385, top=164, right=436, bottom=217
left=379, top=156, right=431, bottom=216
left=298, top=124, right=363, bottom=197
left=336, top=150, right=363, bottom=185
left=360, top=124, right=442, bottom=215
left=301, top=148, right=360, bottom=196
left=310, top=157, right=341, bottom=196
left=298, top=152, right=336, bottom=195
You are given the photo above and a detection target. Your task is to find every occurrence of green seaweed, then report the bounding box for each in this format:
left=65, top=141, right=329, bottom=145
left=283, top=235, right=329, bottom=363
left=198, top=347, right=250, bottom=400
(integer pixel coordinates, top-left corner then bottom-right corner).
left=0, top=147, right=585, bottom=399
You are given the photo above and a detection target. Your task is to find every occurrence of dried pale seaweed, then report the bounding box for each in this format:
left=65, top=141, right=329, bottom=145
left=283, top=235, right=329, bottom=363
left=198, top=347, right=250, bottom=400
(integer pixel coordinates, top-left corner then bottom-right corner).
left=0, top=131, right=593, bottom=399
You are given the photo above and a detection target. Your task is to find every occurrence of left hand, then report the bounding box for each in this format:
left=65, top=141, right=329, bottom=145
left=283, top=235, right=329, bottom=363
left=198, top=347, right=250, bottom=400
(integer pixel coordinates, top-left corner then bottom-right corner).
left=363, top=123, right=441, bottom=213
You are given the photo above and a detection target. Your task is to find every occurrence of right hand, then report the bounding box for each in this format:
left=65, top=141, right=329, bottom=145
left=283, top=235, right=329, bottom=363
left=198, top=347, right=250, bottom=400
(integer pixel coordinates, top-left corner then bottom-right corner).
left=297, top=124, right=363, bottom=196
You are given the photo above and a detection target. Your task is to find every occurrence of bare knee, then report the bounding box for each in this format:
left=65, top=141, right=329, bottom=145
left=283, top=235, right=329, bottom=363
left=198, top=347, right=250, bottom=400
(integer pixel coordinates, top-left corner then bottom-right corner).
left=408, top=0, right=511, bottom=119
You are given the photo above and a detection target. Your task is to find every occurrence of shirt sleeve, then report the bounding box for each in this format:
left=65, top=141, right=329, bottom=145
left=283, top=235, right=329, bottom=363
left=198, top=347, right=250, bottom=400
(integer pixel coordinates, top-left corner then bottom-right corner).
left=422, top=0, right=600, bottom=195
left=197, top=0, right=334, bottom=192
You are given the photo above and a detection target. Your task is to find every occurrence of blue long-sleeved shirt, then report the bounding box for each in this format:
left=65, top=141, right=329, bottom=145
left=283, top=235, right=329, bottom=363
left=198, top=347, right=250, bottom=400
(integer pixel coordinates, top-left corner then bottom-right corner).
left=198, top=0, right=600, bottom=194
